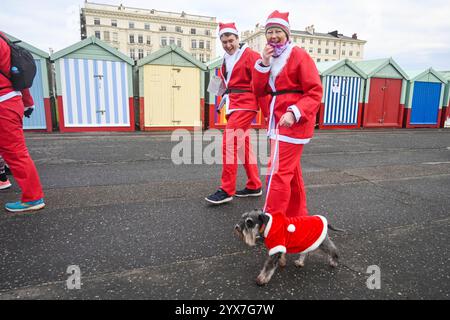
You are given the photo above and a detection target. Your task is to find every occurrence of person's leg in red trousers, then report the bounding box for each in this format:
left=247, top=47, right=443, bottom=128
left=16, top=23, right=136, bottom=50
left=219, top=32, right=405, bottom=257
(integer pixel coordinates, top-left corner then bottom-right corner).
left=0, top=96, right=44, bottom=205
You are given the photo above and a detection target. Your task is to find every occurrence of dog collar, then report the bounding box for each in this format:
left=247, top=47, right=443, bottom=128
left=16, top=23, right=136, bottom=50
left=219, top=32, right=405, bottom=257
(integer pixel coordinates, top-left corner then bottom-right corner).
left=259, top=224, right=266, bottom=236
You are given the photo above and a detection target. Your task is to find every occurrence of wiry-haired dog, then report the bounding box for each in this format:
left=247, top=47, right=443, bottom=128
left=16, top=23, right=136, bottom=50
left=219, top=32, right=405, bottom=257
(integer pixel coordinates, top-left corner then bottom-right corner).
left=234, top=209, right=343, bottom=286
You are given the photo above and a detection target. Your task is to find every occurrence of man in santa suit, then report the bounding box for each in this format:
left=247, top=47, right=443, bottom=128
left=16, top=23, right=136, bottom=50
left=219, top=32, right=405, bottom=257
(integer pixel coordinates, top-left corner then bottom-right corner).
left=206, top=23, right=269, bottom=205
left=0, top=32, right=45, bottom=212
left=252, top=11, right=323, bottom=218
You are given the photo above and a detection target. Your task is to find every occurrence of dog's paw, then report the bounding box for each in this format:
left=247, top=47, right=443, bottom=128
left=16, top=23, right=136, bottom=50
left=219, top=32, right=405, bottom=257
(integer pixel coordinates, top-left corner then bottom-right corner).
left=256, top=274, right=269, bottom=286
left=329, top=259, right=338, bottom=268
left=294, top=260, right=305, bottom=268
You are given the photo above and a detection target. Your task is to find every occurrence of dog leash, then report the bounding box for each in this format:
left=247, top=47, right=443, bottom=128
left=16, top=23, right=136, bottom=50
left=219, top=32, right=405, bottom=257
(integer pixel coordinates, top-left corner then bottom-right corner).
left=263, top=123, right=280, bottom=214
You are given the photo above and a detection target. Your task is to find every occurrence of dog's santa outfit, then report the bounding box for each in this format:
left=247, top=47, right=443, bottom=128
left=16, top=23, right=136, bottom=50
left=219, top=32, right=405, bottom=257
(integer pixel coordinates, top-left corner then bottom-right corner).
left=252, top=11, right=323, bottom=217
left=217, top=22, right=269, bottom=196
left=0, top=32, right=44, bottom=203
left=264, top=212, right=328, bottom=256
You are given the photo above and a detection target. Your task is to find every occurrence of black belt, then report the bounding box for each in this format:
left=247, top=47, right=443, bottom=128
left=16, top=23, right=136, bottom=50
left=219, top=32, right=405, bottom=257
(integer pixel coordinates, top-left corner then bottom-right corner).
left=223, top=88, right=251, bottom=95
left=270, top=90, right=303, bottom=96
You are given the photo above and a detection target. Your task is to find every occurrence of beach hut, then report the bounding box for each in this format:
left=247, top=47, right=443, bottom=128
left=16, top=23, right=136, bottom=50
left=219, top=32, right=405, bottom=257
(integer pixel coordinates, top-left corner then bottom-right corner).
left=316, top=59, right=367, bottom=129
left=403, top=68, right=447, bottom=128
left=137, top=44, right=206, bottom=131
left=5, top=33, right=52, bottom=132
left=204, top=57, right=266, bottom=130
left=439, top=71, right=450, bottom=128
left=51, top=36, right=135, bottom=132
left=355, top=58, right=409, bottom=128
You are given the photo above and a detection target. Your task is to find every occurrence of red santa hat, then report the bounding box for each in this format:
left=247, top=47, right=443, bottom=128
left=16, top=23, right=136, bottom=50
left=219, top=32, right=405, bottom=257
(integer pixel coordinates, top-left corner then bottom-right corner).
left=218, top=22, right=239, bottom=38
left=265, top=10, right=290, bottom=38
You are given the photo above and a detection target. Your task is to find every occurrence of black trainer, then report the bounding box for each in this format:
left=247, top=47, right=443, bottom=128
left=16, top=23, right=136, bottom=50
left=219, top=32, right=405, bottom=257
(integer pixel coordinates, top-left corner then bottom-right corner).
left=205, top=189, right=233, bottom=205
left=235, top=187, right=263, bottom=198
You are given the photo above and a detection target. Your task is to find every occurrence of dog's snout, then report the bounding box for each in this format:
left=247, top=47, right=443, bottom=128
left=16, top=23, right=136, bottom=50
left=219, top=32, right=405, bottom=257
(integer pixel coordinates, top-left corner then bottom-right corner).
left=234, top=224, right=241, bottom=231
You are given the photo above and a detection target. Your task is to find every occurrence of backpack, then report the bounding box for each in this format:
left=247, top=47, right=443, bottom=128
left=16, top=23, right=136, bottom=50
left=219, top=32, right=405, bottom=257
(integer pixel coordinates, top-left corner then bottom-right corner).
left=0, top=33, right=36, bottom=91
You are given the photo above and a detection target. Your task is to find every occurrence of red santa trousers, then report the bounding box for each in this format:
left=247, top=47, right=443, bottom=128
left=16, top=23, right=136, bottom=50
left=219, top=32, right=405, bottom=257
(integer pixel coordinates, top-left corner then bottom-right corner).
left=0, top=96, right=44, bottom=202
left=220, top=110, right=262, bottom=195
left=265, top=140, right=308, bottom=218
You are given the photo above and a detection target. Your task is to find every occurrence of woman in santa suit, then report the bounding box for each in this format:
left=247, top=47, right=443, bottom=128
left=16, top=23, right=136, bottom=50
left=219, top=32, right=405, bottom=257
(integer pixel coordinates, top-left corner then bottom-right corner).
left=252, top=11, right=323, bottom=218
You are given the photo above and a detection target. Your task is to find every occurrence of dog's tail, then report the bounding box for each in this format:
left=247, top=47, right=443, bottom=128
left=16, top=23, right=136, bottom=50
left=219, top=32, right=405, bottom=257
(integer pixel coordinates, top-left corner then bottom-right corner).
left=328, top=224, right=346, bottom=233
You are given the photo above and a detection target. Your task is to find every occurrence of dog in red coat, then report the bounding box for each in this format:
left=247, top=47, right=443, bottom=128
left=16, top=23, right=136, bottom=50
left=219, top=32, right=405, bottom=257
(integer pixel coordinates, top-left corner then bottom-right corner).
left=234, top=209, right=343, bottom=286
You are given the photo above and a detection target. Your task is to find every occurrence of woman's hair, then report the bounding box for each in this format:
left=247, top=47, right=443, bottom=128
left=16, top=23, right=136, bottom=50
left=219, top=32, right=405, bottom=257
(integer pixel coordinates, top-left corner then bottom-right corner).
left=265, top=27, right=289, bottom=39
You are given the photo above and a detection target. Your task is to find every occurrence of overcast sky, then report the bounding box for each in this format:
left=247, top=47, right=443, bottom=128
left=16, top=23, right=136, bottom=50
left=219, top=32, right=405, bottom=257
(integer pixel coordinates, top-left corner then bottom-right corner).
left=1, top=0, right=450, bottom=71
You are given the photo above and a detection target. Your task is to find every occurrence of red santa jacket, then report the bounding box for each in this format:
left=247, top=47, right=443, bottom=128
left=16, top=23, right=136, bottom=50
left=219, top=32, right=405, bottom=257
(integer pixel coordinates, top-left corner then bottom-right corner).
left=0, top=32, right=34, bottom=108
left=264, top=212, right=328, bottom=256
left=221, top=44, right=269, bottom=116
left=252, top=42, right=323, bottom=144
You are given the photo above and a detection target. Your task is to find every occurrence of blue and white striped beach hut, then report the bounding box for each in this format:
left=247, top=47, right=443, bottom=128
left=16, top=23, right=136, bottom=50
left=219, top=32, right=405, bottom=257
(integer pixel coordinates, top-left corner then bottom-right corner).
left=6, top=33, right=53, bottom=132
left=51, top=36, right=135, bottom=132
left=316, top=59, right=367, bottom=129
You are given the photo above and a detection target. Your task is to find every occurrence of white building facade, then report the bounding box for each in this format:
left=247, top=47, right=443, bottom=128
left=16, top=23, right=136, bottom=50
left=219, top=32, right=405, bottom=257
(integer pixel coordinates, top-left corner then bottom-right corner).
left=242, top=24, right=366, bottom=63
left=80, top=1, right=218, bottom=62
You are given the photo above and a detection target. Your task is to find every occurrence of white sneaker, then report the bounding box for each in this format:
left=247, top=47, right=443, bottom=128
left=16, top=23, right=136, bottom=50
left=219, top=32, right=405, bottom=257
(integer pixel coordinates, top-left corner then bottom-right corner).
left=0, top=179, right=12, bottom=190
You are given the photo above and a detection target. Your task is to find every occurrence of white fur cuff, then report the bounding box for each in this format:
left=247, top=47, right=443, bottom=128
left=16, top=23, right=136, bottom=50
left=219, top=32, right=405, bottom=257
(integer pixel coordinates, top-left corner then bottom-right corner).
left=268, top=245, right=287, bottom=256
left=254, top=60, right=271, bottom=73
left=287, top=105, right=301, bottom=123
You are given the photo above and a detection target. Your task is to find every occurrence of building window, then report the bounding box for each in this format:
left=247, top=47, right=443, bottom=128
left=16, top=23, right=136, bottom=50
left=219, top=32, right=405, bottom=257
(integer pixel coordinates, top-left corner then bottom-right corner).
left=342, top=42, right=346, bottom=47
left=160, top=25, right=167, bottom=31
left=349, top=51, right=353, bottom=56
left=325, top=59, right=329, bottom=62
left=138, top=49, right=144, bottom=59
left=191, top=39, right=197, bottom=49
left=199, top=40, right=204, bottom=49
left=129, top=34, right=135, bottom=44
left=103, top=31, right=110, bottom=41
left=317, top=48, right=322, bottom=54
left=318, top=40, right=321, bottom=45
left=334, top=41, right=337, bottom=47
left=145, top=23, right=150, bottom=30
left=161, top=37, right=167, bottom=47
left=356, top=51, right=360, bottom=57
left=95, top=31, right=101, bottom=39
left=206, top=40, right=210, bottom=50
left=309, top=48, right=313, bottom=54
left=94, top=18, right=100, bottom=25
left=169, top=37, right=175, bottom=45
left=205, top=29, right=210, bottom=36
left=310, top=39, right=313, bottom=44
left=111, top=19, right=117, bottom=27
left=333, top=49, right=337, bottom=55
left=130, top=49, right=136, bottom=59
left=129, top=22, right=135, bottom=29
left=146, top=36, right=151, bottom=45
left=206, top=54, right=210, bottom=61
left=325, top=49, right=329, bottom=54
left=113, top=32, right=118, bottom=42
left=199, top=53, right=205, bottom=62
left=177, top=38, right=182, bottom=47
left=176, top=26, right=183, bottom=33
left=138, top=35, right=143, bottom=44
left=190, top=28, right=196, bottom=35
left=326, top=40, right=329, bottom=46
left=317, top=58, right=321, bottom=62
left=342, top=50, right=346, bottom=55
